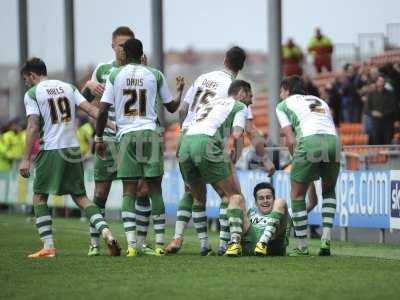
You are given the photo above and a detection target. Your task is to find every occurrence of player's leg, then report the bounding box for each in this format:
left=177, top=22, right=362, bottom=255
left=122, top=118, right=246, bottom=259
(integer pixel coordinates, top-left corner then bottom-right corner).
left=145, top=176, right=166, bottom=255
left=165, top=185, right=193, bottom=253
left=306, top=182, right=321, bottom=239
left=288, top=139, right=320, bottom=256
left=72, top=194, right=121, bottom=256
left=121, top=179, right=140, bottom=256
left=135, top=179, right=153, bottom=254
left=214, top=184, right=230, bottom=255
left=88, top=180, right=111, bottom=256
left=89, top=140, right=118, bottom=254
left=319, top=135, right=340, bottom=256
left=190, top=180, right=213, bottom=255
left=142, top=129, right=166, bottom=255
left=289, top=179, right=311, bottom=256
left=255, top=199, right=288, bottom=256
left=166, top=131, right=194, bottom=251
left=212, top=174, right=248, bottom=257
left=28, top=193, right=56, bottom=258
left=215, top=161, right=241, bottom=254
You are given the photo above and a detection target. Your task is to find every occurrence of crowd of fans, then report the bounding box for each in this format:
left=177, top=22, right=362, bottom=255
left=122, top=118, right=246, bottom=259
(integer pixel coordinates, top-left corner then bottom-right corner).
left=320, top=62, right=400, bottom=145
left=1, top=27, right=399, bottom=171
left=282, top=27, right=400, bottom=146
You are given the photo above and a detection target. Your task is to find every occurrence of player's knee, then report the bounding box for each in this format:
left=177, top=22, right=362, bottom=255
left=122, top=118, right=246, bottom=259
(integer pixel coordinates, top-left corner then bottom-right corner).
left=274, top=198, right=287, bottom=211
left=229, top=193, right=244, bottom=207
left=33, top=193, right=48, bottom=205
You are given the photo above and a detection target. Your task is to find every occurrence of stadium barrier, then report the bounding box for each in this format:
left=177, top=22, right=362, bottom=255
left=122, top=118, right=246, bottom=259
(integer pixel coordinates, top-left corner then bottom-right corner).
left=1, top=169, right=400, bottom=233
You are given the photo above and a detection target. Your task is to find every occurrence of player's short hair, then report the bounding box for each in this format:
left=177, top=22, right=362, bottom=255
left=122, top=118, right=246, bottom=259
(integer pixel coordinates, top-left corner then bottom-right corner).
left=20, top=57, right=47, bottom=76
left=228, top=80, right=251, bottom=96
left=253, top=182, right=275, bottom=201
left=123, top=38, right=143, bottom=61
left=112, top=26, right=135, bottom=39
left=225, top=46, right=246, bottom=72
left=280, top=75, right=305, bottom=95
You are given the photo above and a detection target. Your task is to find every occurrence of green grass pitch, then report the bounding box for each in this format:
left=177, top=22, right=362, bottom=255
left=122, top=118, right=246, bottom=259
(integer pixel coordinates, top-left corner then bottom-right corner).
left=1, top=214, right=400, bottom=300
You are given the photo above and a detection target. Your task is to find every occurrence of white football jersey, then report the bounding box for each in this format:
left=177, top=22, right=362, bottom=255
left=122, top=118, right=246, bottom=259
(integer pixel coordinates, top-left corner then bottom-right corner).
left=24, top=80, right=86, bottom=150
left=276, top=94, right=337, bottom=138
left=186, top=97, right=247, bottom=138
left=101, top=64, right=172, bottom=139
left=182, top=70, right=252, bottom=131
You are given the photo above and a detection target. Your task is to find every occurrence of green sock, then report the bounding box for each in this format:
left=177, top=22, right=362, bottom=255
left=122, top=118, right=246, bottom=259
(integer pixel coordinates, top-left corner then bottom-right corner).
left=219, top=202, right=230, bottom=248
left=322, top=190, right=337, bottom=242
left=34, top=203, right=54, bottom=249
left=150, top=191, right=165, bottom=247
left=85, top=205, right=109, bottom=236
left=227, top=208, right=243, bottom=243
left=259, top=211, right=284, bottom=244
left=89, top=196, right=106, bottom=247
left=135, top=196, right=151, bottom=247
left=291, top=199, right=307, bottom=249
left=192, top=204, right=209, bottom=249
left=174, top=192, right=193, bottom=239
left=122, top=195, right=136, bottom=248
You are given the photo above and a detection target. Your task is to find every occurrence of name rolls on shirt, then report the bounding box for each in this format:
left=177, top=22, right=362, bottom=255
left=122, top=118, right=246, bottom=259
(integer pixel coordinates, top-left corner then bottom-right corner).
left=24, top=80, right=86, bottom=150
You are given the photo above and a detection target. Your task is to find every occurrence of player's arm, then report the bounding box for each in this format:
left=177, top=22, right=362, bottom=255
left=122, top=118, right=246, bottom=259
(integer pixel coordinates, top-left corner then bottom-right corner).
left=281, top=125, right=296, bottom=156
left=245, top=118, right=275, bottom=175
left=163, top=76, right=185, bottom=113
left=78, top=101, right=115, bottom=132
left=81, top=81, right=105, bottom=101
left=275, top=103, right=295, bottom=155
left=230, top=108, right=247, bottom=164
left=19, top=115, right=39, bottom=178
left=94, top=77, right=114, bottom=159
left=19, top=93, right=41, bottom=178
left=95, top=102, right=111, bottom=138
left=231, top=126, right=244, bottom=164
left=81, top=64, right=105, bottom=101
left=178, top=83, right=196, bottom=125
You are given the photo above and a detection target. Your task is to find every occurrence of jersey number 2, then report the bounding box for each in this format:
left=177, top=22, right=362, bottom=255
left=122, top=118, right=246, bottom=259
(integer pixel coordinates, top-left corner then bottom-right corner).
left=48, top=97, right=71, bottom=124
left=123, top=89, right=147, bottom=117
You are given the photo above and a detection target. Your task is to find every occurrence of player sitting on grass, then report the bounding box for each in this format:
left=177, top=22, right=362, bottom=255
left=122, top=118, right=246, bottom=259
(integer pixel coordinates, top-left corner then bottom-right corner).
left=242, top=182, right=288, bottom=256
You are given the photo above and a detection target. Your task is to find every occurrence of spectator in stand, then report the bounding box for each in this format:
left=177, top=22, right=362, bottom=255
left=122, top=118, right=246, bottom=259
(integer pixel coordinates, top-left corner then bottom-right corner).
left=308, top=28, right=333, bottom=74
left=0, top=119, right=25, bottom=171
left=338, top=64, right=363, bottom=122
left=302, top=74, right=320, bottom=97
left=379, top=63, right=400, bottom=110
left=364, top=76, right=398, bottom=145
left=282, top=38, right=303, bottom=76
left=323, top=79, right=341, bottom=126
left=76, top=117, right=94, bottom=160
